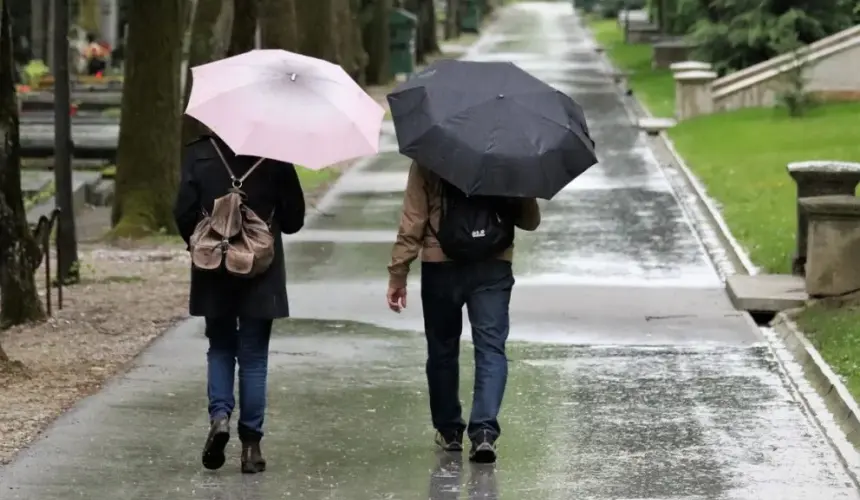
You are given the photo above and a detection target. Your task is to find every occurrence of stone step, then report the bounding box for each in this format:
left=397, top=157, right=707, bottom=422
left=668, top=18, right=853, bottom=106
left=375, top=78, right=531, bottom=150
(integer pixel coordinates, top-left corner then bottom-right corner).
left=25, top=170, right=104, bottom=225
left=21, top=157, right=111, bottom=170
left=20, top=169, right=53, bottom=198
left=19, top=90, right=122, bottom=112
left=20, top=111, right=119, bottom=125
left=725, top=274, right=808, bottom=314
left=20, top=122, right=118, bottom=160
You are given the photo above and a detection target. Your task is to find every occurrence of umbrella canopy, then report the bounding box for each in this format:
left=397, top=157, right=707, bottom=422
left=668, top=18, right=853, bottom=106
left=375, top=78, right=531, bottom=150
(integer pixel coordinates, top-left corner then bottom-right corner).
left=186, top=49, right=385, bottom=170
left=387, top=59, right=597, bottom=199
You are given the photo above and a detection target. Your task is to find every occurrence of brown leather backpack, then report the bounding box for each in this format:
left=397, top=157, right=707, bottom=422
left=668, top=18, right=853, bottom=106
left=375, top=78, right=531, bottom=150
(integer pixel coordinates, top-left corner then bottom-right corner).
left=189, top=139, right=275, bottom=278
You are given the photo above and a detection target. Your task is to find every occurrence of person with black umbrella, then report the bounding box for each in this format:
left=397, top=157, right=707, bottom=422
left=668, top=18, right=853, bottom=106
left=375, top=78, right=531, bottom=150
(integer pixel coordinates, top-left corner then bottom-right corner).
left=386, top=161, right=540, bottom=464
left=384, top=59, right=596, bottom=463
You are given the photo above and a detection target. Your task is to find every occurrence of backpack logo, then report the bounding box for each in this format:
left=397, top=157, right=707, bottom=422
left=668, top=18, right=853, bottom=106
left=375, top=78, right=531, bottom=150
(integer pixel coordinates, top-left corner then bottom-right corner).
left=471, top=229, right=486, bottom=238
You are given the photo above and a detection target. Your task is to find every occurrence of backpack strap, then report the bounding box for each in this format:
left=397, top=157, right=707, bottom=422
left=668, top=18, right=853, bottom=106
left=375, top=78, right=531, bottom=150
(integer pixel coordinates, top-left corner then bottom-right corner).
left=209, top=138, right=265, bottom=189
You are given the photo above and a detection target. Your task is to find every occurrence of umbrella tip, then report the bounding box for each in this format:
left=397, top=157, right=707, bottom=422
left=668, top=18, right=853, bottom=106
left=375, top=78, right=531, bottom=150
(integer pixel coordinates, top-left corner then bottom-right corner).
left=290, top=73, right=297, bottom=82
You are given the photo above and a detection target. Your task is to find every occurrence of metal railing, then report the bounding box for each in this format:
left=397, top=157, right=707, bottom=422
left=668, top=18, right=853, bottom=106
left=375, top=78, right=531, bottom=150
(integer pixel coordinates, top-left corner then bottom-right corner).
left=30, top=208, right=63, bottom=316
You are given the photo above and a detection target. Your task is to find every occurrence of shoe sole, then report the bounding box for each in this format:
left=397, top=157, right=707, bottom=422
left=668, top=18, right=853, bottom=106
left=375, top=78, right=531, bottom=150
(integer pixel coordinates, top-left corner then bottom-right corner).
left=470, top=443, right=497, bottom=464
left=241, top=462, right=267, bottom=474
left=202, top=430, right=230, bottom=470
left=439, top=442, right=463, bottom=452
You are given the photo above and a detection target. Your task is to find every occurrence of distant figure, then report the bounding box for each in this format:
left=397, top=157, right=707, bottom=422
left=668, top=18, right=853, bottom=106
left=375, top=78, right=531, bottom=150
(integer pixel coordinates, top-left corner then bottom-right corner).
left=173, top=132, right=306, bottom=474
left=83, top=33, right=108, bottom=76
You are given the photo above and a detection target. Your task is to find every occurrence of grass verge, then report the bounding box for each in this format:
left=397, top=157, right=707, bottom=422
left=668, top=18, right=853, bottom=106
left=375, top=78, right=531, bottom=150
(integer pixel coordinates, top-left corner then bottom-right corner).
left=795, top=300, right=860, bottom=402
left=589, top=15, right=860, bottom=399
left=588, top=18, right=674, bottom=117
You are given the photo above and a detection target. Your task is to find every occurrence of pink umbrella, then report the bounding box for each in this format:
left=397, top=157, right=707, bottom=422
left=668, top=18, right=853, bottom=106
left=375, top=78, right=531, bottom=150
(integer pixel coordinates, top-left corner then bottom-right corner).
left=185, top=49, right=385, bottom=170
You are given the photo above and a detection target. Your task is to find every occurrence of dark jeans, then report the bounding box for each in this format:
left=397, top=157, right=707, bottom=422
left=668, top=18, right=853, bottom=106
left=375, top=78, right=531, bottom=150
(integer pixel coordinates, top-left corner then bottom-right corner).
left=206, top=317, right=273, bottom=441
left=421, top=260, right=514, bottom=440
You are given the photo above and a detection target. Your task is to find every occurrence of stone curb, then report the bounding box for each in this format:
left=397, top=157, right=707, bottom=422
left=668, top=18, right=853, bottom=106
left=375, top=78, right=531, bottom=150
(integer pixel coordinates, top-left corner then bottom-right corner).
left=770, top=311, right=860, bottom=481
left=578, top=12, right=860, bottom=477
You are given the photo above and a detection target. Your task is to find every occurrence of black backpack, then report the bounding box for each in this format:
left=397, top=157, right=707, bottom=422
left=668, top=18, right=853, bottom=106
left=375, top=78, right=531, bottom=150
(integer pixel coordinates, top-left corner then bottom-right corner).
left=430, top=180, right=515, bottom=262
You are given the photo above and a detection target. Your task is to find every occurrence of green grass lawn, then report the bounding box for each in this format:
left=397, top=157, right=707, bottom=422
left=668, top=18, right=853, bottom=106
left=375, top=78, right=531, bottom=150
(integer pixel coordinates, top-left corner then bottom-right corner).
left=588, top=18, right=675, bottom=117
left=296, top=166, right=339, bottom=193
left=588, top=15, right=860, bottom=401
left=670, top=102, right=860, bottom=274
left=795, top=302, right=860, bottom=402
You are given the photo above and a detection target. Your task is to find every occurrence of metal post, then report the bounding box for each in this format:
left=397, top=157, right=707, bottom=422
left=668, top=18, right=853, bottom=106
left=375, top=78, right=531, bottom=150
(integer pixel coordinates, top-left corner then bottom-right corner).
left=52, top=0, right=79, bottom=284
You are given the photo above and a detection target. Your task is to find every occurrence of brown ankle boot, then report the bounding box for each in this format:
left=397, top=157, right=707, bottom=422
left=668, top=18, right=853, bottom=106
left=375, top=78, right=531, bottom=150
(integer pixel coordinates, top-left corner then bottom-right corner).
left=241, top=441, right=266, bottom=474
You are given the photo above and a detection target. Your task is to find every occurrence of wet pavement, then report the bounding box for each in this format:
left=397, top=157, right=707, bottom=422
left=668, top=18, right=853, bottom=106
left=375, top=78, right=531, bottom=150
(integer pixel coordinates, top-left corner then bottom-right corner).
left=2, top=3, right=860, bottom=499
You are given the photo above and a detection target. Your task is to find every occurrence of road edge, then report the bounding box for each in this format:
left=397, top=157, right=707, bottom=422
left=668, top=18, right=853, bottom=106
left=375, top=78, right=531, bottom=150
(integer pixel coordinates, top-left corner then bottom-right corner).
left=576, top=9, right=860, bottom=480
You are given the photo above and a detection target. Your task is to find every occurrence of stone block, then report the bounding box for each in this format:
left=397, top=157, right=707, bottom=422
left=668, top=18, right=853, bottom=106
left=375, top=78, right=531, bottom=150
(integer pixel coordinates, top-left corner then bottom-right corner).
left=652, top=39, right=697, bottom=69
left=674, top=70, right=717, bottom=120
left=725, top=274, right=807, bottom=313
left=787, top=161, right=860, bottom=275
left=669, top=61, right=712, bottom=73
left=626, top=24, right=661, bottom=44
left=800, top=195, right=860, bottom=297
left=636, top=117, right=676, bottom=135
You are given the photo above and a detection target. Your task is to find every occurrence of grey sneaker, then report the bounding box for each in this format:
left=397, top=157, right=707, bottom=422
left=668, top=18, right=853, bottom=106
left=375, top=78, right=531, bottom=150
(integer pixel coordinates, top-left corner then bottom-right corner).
left=469, top=430, right=497, bottom=464
left=435, top=429, right=464, bottom=452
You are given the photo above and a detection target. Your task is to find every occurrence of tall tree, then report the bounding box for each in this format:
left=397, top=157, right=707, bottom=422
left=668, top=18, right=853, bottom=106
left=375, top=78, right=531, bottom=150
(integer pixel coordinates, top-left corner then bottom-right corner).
left=295, top=0, right=340, bottom=62
left=0, top=0, right=44, bottom=329
left=418, top=0, right=439, bottom=59
left=260, top=0, right=297, bottom=51
left=54, top=0, right=79, bottom=283
left=363, top=0, right=392, bottom=85
left=444, top=0, right=460, bottom=39
left=111, top=0, right=183, bottom=237
left=336, top=0, right=367, bottom=82
left=30, top=0, right=48, bottom=60
left=77, top=0, right=101, bottom=34
left=227, top=0, right=257, bottom=56
left=182, top=0, right=233, bottom=144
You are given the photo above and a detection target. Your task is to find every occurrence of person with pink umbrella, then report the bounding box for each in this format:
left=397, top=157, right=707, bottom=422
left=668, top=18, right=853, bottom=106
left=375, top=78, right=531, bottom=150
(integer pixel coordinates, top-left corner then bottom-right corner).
left=174, top=49, right=385, bottom=474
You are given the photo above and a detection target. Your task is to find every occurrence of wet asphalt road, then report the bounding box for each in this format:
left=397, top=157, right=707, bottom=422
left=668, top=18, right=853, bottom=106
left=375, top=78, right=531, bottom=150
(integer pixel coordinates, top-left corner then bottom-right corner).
left=2, top=3, right=860, bottom=499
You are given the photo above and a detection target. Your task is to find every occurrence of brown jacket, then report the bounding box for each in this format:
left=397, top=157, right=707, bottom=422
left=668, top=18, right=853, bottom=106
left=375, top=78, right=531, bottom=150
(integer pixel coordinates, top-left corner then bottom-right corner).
left=387, top=163, right=541, bottom=288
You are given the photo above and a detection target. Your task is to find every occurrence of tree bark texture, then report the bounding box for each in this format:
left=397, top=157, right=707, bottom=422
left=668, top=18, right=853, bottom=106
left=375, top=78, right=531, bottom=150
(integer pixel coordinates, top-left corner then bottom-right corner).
left=182, top=0, right=233, bottom=144
left=363, top=0, right=391, bottom=85
left=295, top=0, right=339, bottom=62
left=30, top=0, right=48, bottom=60
left=260, top=0, right=298, bottom=51
left=111, top=0, right=183, bottom=237
left=419, top=0, right=439, bottom=58
left=336, top=0, right=366, bottom=83
left=0, top=0, right=45, bottom=328
left=444, top=0, right=459, bottom=39
left=227, top=0, right=257, bottom=56
left=77, top=0, right=100, bottom=34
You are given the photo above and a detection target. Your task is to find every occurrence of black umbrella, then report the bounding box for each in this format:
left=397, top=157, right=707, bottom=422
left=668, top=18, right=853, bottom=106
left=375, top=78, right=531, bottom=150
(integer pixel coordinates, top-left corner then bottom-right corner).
left=386, top=59, right=597, bottom=199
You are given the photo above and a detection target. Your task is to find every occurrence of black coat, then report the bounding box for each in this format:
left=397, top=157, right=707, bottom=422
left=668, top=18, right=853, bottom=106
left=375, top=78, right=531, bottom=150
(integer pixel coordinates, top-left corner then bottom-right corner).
left=173, top=134, right=305, bottom=319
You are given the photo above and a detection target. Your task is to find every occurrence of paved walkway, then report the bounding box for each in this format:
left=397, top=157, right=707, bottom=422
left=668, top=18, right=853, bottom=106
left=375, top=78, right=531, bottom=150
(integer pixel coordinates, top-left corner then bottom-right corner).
left=2, top=3, right=859, bottom=499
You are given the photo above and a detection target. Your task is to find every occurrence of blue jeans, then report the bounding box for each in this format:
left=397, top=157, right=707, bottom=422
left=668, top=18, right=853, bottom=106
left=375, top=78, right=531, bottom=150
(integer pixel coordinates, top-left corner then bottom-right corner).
left=420, top=260, right=514, bottom=440
left=206, top=317, right=273, bottom=441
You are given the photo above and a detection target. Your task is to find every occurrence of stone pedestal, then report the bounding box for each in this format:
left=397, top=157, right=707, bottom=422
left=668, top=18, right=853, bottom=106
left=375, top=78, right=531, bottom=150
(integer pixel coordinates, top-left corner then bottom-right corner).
left=800, top=195, right=860, bottom=297
left=626, top=23, right=661, bottom=44
left=788, top=161, right=860, bottom=275
left=652, top=39, right=697, bottom=69
left=674, top=70, right=717, bottom=120
left=669, top=61, right=712, bottom=74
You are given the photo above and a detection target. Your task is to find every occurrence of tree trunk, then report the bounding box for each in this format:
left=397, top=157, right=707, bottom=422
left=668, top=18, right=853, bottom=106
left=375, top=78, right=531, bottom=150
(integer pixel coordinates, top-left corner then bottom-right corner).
left=111, top=0, right=183, bottom=237
left=444, top=0, right=460, bottom=39
left=0, top=0, right=45, bottom=328
left=363, top=0, right=391, bottom=85
left=335, top=0, right=366, bottom=83
left=419, top=0, right=439, bottom=58
left=227, top=0, right=257, bottom=56
left=77, top=0, right=101, bottom=34
left=30, top=0, right=47, bottom=60
left=182, top=0, right=233, bottom=145
left=295, top=0, right=340, bottom=62
left=259, top=0, right=297, bottom=51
